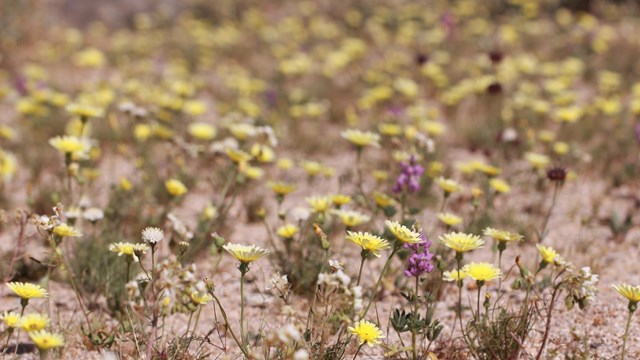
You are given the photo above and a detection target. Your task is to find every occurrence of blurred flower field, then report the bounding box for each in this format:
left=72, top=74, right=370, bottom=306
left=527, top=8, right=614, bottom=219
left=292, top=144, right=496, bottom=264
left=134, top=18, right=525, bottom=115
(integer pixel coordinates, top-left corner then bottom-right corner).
left=1, top=0, right=640, bottom=359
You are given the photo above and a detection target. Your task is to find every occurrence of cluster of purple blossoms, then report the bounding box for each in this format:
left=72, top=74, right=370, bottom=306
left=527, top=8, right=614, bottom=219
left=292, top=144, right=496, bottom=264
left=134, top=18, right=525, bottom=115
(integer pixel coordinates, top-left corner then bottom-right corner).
left=404, top=234, right=434, bottom=278
left=392, top=156, right=424, bottom=194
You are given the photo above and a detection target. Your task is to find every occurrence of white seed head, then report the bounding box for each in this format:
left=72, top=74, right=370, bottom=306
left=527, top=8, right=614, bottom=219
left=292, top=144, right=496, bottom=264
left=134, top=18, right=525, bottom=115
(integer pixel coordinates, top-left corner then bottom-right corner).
left=142, top=227, right=164, bottom=244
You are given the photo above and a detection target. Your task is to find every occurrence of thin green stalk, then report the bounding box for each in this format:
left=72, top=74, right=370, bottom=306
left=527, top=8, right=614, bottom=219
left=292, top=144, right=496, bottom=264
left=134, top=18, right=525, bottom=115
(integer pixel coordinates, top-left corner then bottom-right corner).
left=360, top=246, right=399, bottom=319
left=356, top=255, right=366, bottom=286
left=240, top=270, right=246, bottom=346
left=212, top=294, right=250, bottom=359
left=621, top=309, right=635, bottom=360
left=352, top=343, right=364, bottom=360
left=412, top=276, right=419, bottom=360
left=539, top=182, right=560, bottom=244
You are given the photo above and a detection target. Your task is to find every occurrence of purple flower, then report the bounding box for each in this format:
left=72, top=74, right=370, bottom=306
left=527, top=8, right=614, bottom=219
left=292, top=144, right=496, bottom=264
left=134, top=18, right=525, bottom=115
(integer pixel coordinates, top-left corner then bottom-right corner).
left=392, top=156, right=424, bottom=194
left=404, top=233, right=434, bottom=278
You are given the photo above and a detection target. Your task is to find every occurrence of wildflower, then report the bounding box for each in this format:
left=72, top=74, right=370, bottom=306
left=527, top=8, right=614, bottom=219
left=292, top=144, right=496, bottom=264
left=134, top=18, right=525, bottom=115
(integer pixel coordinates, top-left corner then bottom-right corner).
left=228, top=123, right=257, bottom=140
left=547, top=166, right=567, bottom=183
left=66, top=103, right=103, bottom=119
left=440, top=232, right=484, bottom=254
left=346, top=231, right=390, bottom=257
left=49, top=135, right=89, bottom=155
left=614, top=284, right=640, bottom=305
left=332, top=210, right=370, bottom=227
left=306, top=196, right=331, bottom=213
left=462, top=262, right=502, bottom=282
left=435, top=177, right=461, bottom=195
left=188, top=122, right=216, bottom=140
left=83, top=207, right=104, bottom=222
left=378, top=123, right=403, bottom=136
left=223, top=243, right=270, bottom=264
left=537, top=244, right=558, bottom=265
left=437, top=212, right=463, bottom=226
left=19, top=313, right=49, bottom=332
left=403, top=236, right=434, bottom=277
left=189, top=291, right=213, bottom=305
left=372, top=192, right=394, bottom=207
left=267, top=181, right=296, bottom=196
left=348, top=320, right=384, bottom=347
left=53, top=223, right=82, bottom=237
left=277, top=224, right=299, bottom=239
left=443, top=270, right=467, bottom=282
left=243, top=166, right=264, bottom=180
left=142, top=227, right=164, bottom=244
left=385, top=220, right=422, bottom=244
left=120, top=177, right=133, bottom=191
left=29, top=330, right=64, bottom=350
left=525, top=152, right=550, bottom=170
left=226, top=148, right=253, bottom=164
left=165, top=178, right=188, bottom=197
left=6, top=282, right=48, bottom=300
left=250, top=143, right=275, bottom=163
left=109, top=242, right=149, bottom=262
left=340, top=129, right=380, bottom=148
left=1, top=311, right=21, bottom=328
left=392, top=156, right=424, bottom=193
left=483, top=228, right=523, bottom=243
left=489, top=178, right=511, bottom=193
left=331, top=194, right=352, bottom=207
left=302, top=161, right=323, bottom=176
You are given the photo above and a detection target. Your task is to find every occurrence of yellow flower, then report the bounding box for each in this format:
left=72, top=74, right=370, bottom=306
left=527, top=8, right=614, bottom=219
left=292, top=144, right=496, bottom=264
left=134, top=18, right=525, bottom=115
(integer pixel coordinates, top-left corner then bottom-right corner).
left=553, top=142, right=569, bottom=155
left=613, top=284, right=640, bottom=304
left=302, top=161, right=323, bottom=176
left=120, top=177, right=133, bottom=191
left=306, top=196, right=331, bottom=213
left=250, top=144, right=275, bottom=163
left=19, top=313, right=49, bottom=332
left=277, top=224, right=299, bottom=239
left=437, top=212, right=463, bottom=226
left=53, top=223, right=82, bottom=237
left=435, top=177, right=461, bottom=194
left=29, top=330, right=65, bottom=350
left=189, top=291, right=213, bottom=305
left=6, top=282, right=48, bottom=299
left=242, top=166, right=264, bottom=180
left=223, top=243, right=270, bottom=264
left=346, top=231, right=390, bottom=257
left=165, top=178, right=188, bottom=197
left=188, top=122, right=216, bottom=140
left=340, top=129, right=380, bottom=148
left=489, top=178, right=511, bottom=193
left=477, top=164, right=502, bottom=177
left=228, top=123, right=256, bottom=140
left=385, top=220, right=422, bottom=244
left=1, top=311, right=21, bottom=328
left=373, top=192, right=394, bottom=207
left=462, top=262, right=502, bottom=282
left=373, top=170, right=389, bottom=182
left=277, top=158, right=294, bottom=170
left=483, top=228, right=523, bottom=243
left=73, top=47, right=106, bottom=67
left=439, top=232, right=484, bottom=253
left=377, top=123, right=403, bottom=136
left=348, top=320, right=384, bottom=347
left=536, top=244, right=558, bottom=264
left=109, top=242, right=149, bottom=262
left=226, top=148, right=253, bottom=164
left=66, top=103, right=104, bottom=118
left=332, top=210, right=370, bottom=227
left=525, top=152, right=550, bottom=170
left=267, top=181, right=296, bottom=196
left=134, top=124, right=152, bottom=142
left=443, top=270, right=467, bottom=282
left=49, top=135, right=89, bottom=155
left=331, top=194, right=352, bottom=206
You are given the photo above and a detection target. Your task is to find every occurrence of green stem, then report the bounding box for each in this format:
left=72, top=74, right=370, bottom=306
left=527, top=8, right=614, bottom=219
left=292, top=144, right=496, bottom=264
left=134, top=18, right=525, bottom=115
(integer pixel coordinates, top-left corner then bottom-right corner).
left=352, top=343, right=364, bottom=360
left=539, top=183, right=560, bottom=244
left=621, top=309, right=634, bottom=360
left=360, top=246, right=399, bottom=319
left=240, top=270, right=246, bottom=346
left=212, top=294, right=250, bottom=359
left=412, top=276, right=419, bottom=360
left=356, top=255, right=366, bottom=286
left=477, top=285, right=482, bottom=318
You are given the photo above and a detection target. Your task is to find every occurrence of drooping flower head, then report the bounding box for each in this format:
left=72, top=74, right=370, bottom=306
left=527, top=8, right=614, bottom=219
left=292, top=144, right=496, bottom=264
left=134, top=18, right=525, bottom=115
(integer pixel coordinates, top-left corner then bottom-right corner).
left=346, top=231, right=390, bottom=257
left=348, top=320, right=384, bottom=347
left=439, top=232, right=484, bottom=254
left=385, top=220, right=422, bottom=244
left=614, top=284, right=640, bottom=311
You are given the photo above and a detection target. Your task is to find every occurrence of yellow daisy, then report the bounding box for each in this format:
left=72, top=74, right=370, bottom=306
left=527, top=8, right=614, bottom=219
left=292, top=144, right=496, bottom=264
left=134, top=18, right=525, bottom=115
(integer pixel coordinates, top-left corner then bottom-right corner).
left=483, top=228, right=523, bottom=243
left=331, top=194, right=352, bottom=206
left=6, top=282, right=48, bottom=299
left=19, top=313, right=49, bottom=332
left=223, top=243, right=270, bottom=264
left=348, top=320, right=384, bottom=347
left=536, top=244, right=558, bottom=264
left=188, top=122, right=217, bottom=141
left=277, top=224, right=299, bottom=239
left=443, top=270, right=467, bottom=282
left=306, top=196, right=331, bottom=213
left=332, top=210, right=370, bottom=227
left=385, top=220, right=422, bottom=244
left=462, top=262, right=502, bottom=282
left=53, top=223, right=82, bottom=237
left=613, top=284, right=640, bottom=304
left=1, top=311, right=21, bottom=328
left=340, top=129, right=380, bottom=148
left=435, top=177, right=461, bottom=194
left=346, top=231, right=391, bottom=257
left=439, top=232, right=484, bottom=253
left=29, top=330, right=65, bottom=350
left=267, top=181, right=296, bottom=196
left=189, top=291, right=214, bottom=305
left=49, top=135, right=89, bottom=155
left=437, top=212, right=463, bottom=226
left=109, top=242, right=149, bottom=262
left=165, top=178, right=188, bottom=197
left=489, top=178, right=511, bottom=193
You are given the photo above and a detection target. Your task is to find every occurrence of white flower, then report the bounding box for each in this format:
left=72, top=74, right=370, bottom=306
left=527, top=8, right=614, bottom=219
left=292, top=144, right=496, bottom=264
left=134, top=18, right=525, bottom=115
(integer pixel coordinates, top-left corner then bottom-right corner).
left=328, top=259, right=343, bottom=271
left=291, top=207, right=310, bottom=222
left=83, top=207, right=104, bottom=222
left=142, top=227, right=164, bottom=244
left=265, top=272, right=289, bottom=292
left=293, top=349, right=309, bottom=360
left=277, top=324, right=301, bottom=344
